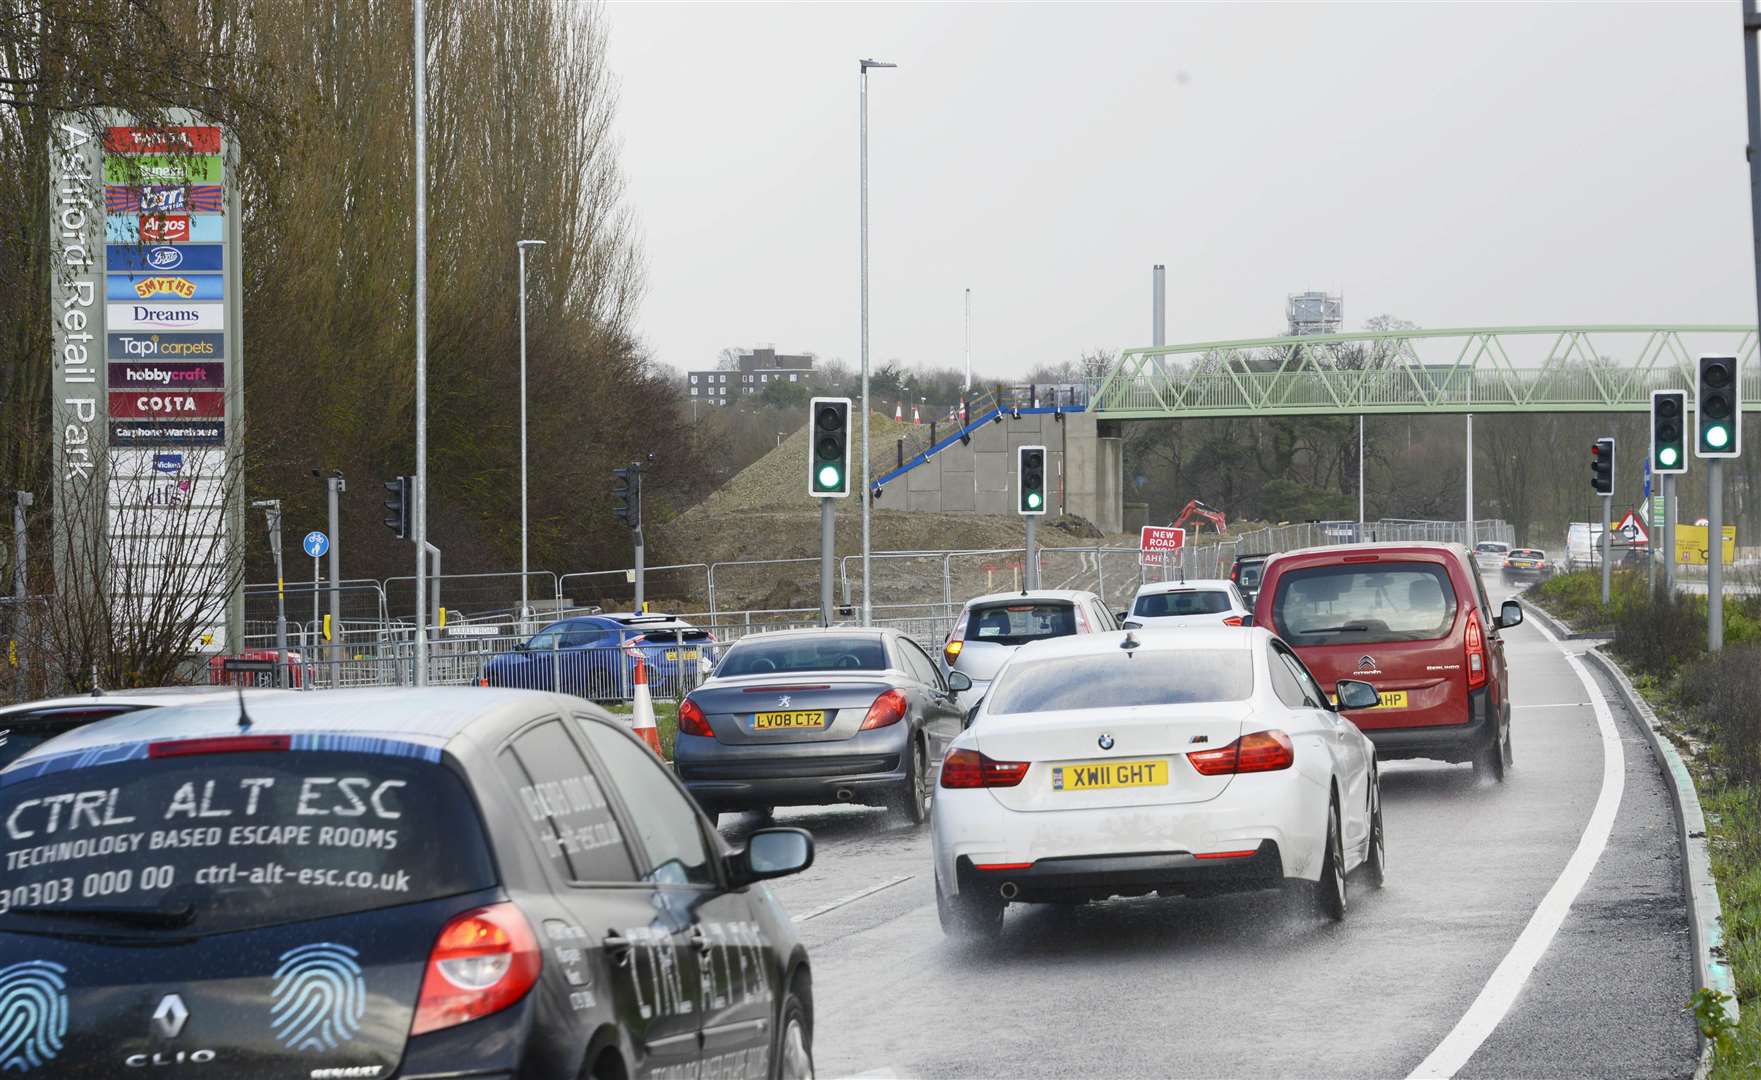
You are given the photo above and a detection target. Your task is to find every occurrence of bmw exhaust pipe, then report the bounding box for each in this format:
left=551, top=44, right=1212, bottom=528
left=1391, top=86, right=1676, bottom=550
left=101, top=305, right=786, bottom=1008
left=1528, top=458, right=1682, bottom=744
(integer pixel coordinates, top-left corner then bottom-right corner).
left=999, top=881, right=1020, bottom=901
left=835, top=788, right=854, bottom=802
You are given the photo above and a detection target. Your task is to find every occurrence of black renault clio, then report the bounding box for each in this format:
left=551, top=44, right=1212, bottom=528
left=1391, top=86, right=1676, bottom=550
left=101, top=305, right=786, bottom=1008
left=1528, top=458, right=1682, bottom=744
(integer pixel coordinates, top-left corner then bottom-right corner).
left=0, top=687, right=816, bottom=1079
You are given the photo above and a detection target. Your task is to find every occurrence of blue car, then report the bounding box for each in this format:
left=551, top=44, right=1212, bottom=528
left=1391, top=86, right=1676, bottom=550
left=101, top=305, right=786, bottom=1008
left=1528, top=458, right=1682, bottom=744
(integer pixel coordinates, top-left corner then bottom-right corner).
left=482, top=612, right=718, bottom=701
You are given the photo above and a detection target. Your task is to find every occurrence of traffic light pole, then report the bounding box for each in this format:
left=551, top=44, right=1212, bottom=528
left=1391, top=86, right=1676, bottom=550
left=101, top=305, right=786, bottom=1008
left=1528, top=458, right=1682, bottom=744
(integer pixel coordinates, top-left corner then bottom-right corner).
left=1663, top=473, right=1676, bottom=593
left=327, top=474, right=343, bottom=663
left=1710, top=460, right=1724, bottom=653
left=1024, top=515, right=1039, bottom=591
left=633, top=527, right=645, bottom=613
left=1600, top=494, right=1612, bottom=606
left=819, top=498, right=835, bottom=626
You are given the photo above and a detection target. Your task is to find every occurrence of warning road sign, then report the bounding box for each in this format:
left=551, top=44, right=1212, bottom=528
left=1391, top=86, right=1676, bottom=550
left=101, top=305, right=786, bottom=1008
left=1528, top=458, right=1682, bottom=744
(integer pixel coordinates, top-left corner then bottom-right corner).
left=1614, top=509, right=1649, bottom=546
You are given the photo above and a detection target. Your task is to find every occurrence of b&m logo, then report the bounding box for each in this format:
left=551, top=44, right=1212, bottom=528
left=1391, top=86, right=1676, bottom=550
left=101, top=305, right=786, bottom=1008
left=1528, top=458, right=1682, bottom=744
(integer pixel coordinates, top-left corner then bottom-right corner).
left=140, top=186, right=187, bottom=213
left=146, top=246, right=183, bottom=269
left=153, top=453, right=185, bottom=474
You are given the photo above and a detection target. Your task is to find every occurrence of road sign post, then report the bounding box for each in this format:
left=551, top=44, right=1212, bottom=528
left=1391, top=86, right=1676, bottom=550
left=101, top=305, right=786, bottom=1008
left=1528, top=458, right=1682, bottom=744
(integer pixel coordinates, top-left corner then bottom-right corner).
left=1664, top=474, right=1676, bottom=592
left=1018, top=446, right=1047, bottom=590
left=1600, top=495, right=1612, bottom=606
left=1696, top=356, right=1740, bottom=651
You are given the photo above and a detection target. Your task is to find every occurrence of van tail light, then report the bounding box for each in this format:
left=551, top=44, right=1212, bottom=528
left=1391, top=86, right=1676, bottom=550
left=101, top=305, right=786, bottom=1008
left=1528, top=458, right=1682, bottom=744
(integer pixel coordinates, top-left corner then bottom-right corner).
left=411, top=903, right=541, bottom=1036
left=1187, top=730, right=1294, bottom=776
left=1222, top=615, right=1244, bottom=627
left=939, top=748, right=1030, bottom=788
left=1465, top=610, right=1488, bottom=689
left=943, top=638, right=964, bottom=667
left=860, top=689, right=908, bottom=730
left=677, top=697, right=714, bottom=737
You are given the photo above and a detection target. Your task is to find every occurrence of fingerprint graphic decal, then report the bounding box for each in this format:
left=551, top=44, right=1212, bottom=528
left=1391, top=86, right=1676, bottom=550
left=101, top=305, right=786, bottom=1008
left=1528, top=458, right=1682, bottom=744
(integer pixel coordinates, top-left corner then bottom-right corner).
left=0, top=960, right=68, bottom=1072
left=270, top=943, right=366, bottom=1052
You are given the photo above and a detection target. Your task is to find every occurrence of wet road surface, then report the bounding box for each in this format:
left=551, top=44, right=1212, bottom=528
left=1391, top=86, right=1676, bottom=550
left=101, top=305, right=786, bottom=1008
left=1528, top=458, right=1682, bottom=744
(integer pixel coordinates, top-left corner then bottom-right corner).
left=720, top=616, right=1699, bottom=1078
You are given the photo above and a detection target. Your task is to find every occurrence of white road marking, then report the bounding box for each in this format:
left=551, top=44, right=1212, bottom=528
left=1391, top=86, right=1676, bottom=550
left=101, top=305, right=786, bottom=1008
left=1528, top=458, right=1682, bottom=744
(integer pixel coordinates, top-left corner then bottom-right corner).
left=1510, top=702, right=1592, bottom=710
left=798, top=875, right=914, bottom=922
left=1407, top=623, right=1625, bottom=1080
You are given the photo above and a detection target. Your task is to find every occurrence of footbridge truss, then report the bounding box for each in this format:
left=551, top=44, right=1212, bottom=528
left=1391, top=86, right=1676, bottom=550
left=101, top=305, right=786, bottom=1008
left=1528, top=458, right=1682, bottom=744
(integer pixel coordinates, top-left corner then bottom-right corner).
left=1088, top=325, right=1761, bottom=418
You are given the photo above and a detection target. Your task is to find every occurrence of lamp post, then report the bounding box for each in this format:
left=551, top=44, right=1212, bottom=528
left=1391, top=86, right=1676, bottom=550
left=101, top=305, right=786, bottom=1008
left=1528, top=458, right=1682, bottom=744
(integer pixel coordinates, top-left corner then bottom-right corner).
left=516, top=238, right=546, bottom=631
left=859, top=57, right=895, bottom=628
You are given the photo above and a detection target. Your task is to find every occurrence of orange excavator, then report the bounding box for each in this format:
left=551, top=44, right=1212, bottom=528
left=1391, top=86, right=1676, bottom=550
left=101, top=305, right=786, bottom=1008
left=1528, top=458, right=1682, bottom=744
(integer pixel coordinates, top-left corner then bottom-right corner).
left=1172, top=499, right=1227, bottom=535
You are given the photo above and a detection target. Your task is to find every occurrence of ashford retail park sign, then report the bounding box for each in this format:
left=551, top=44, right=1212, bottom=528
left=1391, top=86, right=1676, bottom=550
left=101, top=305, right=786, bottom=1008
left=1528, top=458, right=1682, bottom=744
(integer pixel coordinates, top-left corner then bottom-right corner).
left=49, top=110, right=244, bottom=651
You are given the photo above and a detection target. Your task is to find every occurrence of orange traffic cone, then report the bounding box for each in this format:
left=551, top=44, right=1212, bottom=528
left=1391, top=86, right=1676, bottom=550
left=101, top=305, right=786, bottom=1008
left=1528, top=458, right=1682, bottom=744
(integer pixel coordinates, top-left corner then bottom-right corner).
left=912, top=404, right=921, bottom=426
left=894, top=401, right=903, bottom=422
left=631, top=657, right=663, bottom=755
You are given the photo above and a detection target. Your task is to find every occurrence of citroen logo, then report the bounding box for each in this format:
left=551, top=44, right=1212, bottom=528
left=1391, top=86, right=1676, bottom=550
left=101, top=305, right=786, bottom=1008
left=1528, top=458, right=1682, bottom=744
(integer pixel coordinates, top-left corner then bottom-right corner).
left=1358, top=655, right=1376, bottom=670
left=152, top=993, right=189, bottom=1039
left=1098, top=734, right=1115, bottom=750
left=777, top=696, right=792, bottom=709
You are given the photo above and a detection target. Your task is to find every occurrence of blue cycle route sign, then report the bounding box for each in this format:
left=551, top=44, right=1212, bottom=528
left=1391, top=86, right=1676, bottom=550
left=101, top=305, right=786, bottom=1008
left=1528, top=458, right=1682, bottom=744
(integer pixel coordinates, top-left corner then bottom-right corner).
left=302, top=531, right=329, bottom=558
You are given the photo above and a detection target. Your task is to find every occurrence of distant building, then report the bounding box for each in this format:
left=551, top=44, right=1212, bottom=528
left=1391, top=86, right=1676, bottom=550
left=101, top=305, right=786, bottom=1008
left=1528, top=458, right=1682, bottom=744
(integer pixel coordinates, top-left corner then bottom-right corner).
left=687, top=347, right=815, bottom=405
left=1287, top=291, right=1343, bottom=336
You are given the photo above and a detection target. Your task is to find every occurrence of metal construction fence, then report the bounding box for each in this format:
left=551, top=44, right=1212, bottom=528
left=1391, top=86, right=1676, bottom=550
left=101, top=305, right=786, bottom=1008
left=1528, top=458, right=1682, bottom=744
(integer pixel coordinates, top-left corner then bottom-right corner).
left=212, top=516, right=1515, bottom=705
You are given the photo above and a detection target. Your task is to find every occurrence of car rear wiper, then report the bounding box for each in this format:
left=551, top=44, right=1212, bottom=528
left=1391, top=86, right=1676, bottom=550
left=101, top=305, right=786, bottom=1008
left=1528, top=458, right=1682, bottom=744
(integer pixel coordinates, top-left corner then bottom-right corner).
left=1300, top=623, right=1371, bottom=635
left=3, top=903, right=196, bottom=929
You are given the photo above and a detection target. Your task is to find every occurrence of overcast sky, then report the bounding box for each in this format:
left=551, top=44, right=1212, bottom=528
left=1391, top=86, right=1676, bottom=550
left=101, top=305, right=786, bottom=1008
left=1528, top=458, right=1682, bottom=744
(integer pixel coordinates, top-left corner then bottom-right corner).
left=604, top=2, right=1754, bottom=380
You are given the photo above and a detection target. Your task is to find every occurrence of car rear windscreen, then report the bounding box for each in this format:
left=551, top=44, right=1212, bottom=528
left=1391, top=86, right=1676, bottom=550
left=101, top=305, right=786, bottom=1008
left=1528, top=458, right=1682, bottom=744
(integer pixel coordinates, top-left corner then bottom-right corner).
left=717, top=635, right=887, bottom=677
left=1133, top=590, right=1232, bottom=618
left=0, top=750, right=495, bottom=936
left=966, top=602, right=1076, bottom=645
left=1236, top=562, right=1264, bottom=588
left=1272, top=563, right=1459, bottom=646
left=987, top=650, right=1251, bottom=713
left=0, top=706, right=144, bottom=771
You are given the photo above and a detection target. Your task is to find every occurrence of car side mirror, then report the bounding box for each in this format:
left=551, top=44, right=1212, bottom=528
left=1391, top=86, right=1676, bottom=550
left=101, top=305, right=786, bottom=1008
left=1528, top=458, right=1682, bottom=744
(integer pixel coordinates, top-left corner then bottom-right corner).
left=1122, top=620, right=1143, bottom=630
left=730, top=827, right=814, bottom=887
left=947, top=670, right=973, bottom=693
left=1496, top=600, right=1523, bottom=630
left=1335, top=679, right=1380, bottom=711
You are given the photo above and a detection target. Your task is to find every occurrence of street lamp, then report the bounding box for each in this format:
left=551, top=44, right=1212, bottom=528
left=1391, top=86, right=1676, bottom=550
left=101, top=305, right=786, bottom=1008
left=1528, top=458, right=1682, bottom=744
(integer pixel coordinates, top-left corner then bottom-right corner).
left=516, top=238, right=546, bottom=629
left=859, top=57, right=895, bottom=628
left=250, top=499, right=287, bottom=685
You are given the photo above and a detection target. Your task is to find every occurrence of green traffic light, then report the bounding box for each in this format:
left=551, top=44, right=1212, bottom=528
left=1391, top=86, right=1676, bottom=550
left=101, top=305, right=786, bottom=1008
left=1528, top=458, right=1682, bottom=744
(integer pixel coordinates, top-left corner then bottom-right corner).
left=1026, top=492, right=1042, bottom=510
left=1658, top=447, right=1678, bottom=467
left=1708, top=425, right=1730, bottom=449
left=818, top=465, right=841, bottom=489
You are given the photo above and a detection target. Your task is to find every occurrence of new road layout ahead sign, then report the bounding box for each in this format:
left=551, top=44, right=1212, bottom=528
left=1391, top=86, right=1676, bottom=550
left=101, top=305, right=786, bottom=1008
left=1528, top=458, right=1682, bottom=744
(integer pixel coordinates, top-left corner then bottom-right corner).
left=1139, top=525, right=1186, bottom=566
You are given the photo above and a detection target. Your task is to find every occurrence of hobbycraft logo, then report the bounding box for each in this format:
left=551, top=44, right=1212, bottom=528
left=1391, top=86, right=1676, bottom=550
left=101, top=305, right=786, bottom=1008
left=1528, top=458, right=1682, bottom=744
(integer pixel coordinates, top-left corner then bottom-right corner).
left=131, top=276, right=198, bottom=299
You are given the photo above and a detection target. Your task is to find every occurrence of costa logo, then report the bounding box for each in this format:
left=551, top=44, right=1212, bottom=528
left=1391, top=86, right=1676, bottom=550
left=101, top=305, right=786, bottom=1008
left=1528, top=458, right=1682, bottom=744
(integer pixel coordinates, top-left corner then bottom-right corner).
left=108, top=390, right=225, bottom=419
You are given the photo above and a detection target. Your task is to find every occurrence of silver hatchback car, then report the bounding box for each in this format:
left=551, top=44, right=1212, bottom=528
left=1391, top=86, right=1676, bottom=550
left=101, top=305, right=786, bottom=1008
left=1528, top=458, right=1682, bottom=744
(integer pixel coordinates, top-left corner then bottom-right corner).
left=940, top=589, right=1117, bottom=712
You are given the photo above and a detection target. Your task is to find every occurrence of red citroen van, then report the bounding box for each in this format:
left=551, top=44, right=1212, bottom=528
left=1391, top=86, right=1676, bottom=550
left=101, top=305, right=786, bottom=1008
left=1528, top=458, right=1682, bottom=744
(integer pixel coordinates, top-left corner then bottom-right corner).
left=1252, top=542, right=1523, bottom=781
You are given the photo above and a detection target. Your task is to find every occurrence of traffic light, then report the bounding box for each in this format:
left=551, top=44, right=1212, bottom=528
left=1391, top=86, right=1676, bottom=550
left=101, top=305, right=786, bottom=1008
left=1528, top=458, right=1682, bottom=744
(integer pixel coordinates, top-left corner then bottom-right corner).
left=808, top=397, right=851, bottom=497
left=612, top=463, right=642, bottom=529
left=1590, top=437, right=1614, bottom=496
left=1696, top=355, right=1742, bottom=458
left=382, top=476, right=410, bottom=539
left=1650, top=390, right=1686, bottom=475
left=1018, top=445, right=1048, bottom=515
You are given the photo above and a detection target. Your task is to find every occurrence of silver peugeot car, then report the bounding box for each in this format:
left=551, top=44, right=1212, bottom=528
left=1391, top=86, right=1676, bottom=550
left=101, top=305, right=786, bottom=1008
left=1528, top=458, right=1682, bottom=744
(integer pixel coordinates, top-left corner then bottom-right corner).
left=674, top=627, right=969, bottom=825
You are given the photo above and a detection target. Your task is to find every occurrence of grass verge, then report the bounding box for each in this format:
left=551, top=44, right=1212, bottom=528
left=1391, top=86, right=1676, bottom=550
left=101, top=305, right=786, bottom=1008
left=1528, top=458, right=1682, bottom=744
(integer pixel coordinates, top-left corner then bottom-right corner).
left=604, top=700, right=680, bottom=761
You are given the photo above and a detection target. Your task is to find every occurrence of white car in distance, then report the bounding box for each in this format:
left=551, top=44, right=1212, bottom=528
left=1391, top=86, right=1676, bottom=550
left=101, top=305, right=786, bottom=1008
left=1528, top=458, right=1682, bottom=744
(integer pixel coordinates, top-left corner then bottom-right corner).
left=931, top=626, right=1384, bottom=939
left=1126, top=578, right=1250, bottom=628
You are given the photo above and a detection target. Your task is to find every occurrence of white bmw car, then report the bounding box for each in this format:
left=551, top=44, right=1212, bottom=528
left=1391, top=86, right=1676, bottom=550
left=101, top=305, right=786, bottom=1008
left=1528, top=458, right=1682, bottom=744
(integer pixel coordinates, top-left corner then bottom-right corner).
left=931, top=626, right=1385, bottom=938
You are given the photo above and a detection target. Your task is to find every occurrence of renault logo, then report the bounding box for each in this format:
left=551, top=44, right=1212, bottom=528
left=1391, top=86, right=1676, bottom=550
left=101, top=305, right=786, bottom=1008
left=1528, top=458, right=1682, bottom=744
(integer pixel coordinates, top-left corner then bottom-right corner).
left=152, top=993, right=189, bottom=1039
left=1098, top=734, right=1115, bottom=750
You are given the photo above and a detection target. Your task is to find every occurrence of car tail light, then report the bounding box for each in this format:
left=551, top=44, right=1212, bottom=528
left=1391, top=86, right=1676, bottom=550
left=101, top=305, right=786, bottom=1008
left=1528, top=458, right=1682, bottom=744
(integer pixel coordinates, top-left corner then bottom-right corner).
left=860, top=689, right=908, bottom=730
left=1222, top=615, right=1244, bottom=627
left=149, top=735, right=291, bottom=758
left=1186, top=730, right=1294, bottom=776
left=943, top=638, right=963, bottom=667
left=677, top=697, right=714, bottom=737
left=1230, top=565, right=1240, bottom=582
left=1465, top=610, right=1488, bottom=689
left=411, top=903, right=541, bottom=1036
left=939, top=748, right=1030, bottom=788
